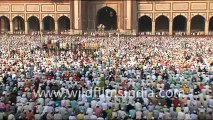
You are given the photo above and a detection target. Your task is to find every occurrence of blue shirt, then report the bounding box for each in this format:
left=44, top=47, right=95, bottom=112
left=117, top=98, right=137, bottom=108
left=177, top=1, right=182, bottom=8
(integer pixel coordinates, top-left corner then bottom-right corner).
left=55, top=100, right=61, bottom=107
left=79, top=106, right=86, bottom=113
left=129, top=109, right=136, bottom=118
left=160, top=90, right=166, bottom=98
left=71, top=100, right=77, bottom=108
left=134, top=85, right=139, bottom=92
left=86, top=96, right=93, bottom=103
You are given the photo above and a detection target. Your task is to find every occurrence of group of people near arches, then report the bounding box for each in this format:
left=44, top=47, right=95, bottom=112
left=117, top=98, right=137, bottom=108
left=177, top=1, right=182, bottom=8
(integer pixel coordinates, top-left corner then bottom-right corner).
left=0, top=35, right=213, bottom=120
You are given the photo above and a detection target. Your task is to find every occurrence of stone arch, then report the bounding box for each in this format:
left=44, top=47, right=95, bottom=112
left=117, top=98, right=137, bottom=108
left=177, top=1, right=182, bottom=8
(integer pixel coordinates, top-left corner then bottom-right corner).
left=28, top=16, right=40, bottom=33
left=173, top=15, right=187, bottom=32
left=155, top=15, right=169, bottom=32
left=56, top=14, right=70, bottom=21
left=209, top=16, right=213, bottom=32
left=0, top=16, right=10, bottom=32
left=138, top=15, right=152, bottom=32
left=42, top=16, right=55, bottom=32
left=57, top=15, right=70, bottom=33
left=12, top=16, right=25, bottom=33
left=96, top=6, right=117, bottom=30
left=191, top=15, right=205, bottom=32
left=11, top=14, right=25, bottom=21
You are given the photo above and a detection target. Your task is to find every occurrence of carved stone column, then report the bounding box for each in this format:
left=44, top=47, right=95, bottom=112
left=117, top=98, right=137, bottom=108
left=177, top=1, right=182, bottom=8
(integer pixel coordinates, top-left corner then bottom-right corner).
left=186, top=21, right=190, bottom=35
left=10, top=21, right=13, bottom=34
left=55, top=21, right=58, bottom=34
left=169, top=21, right=173, bottom=35
left=152, top=21, right=155, bottom=35
left=205, top=20, right=209, bottom=35
left=25, top=21, right=28, bottom=34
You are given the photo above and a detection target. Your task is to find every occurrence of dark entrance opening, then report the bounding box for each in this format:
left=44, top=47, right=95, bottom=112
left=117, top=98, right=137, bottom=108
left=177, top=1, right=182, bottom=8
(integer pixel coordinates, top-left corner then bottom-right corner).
left=0, top=16, right=10, bottom=33
left=191, top=15, right=205, bottom=32
left=43, top=16, right=55, bottom=32
left=138, top=15, right=152, bottom=32
left=58, top=16, right=70, bottom=33
left=28, top=16, right=40, bottom=33
left=173, top=15, right=187, bottom=32
left=209, top=17, right=213, bottom=32
left=13, top=16, right=25, bottom=33
left=97, top=6, right=117, bottom=30
left=155, top=15, right=169, bottom=32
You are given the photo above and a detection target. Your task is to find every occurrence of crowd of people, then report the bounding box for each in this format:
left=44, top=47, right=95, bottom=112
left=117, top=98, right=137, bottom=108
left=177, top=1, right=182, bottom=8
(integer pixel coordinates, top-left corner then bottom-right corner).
left=0, top=34, right=213, bottom=120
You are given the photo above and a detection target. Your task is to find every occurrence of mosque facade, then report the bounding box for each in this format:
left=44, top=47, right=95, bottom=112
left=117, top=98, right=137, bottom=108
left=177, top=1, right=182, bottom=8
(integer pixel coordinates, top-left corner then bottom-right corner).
left=0, top=0, right=213, bottom=35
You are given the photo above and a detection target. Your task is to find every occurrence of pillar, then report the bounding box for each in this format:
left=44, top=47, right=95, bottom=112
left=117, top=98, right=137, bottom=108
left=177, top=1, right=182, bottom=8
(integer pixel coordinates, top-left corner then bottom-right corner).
left=205, top=20, right=209, bottom=35
left=10, top=21, right=13, bottom=34
left=132, top=0, right=137, bottom=34
left=73, top=0, right=82, bottom=34
left=74, top=0, right=79, bottom=30
left=152, top=21, right=155, bottom=35
left=186, top=21, right=190, bottom=35
left=169, top=21, right=173, bottom=35
left=40, top=21, right=43, bottom=33
left=70, top=0, right=74, bottom=31
left=55, top=21, right=58, bottom=34
left=25, top=21, right=28, bottom=34
left=126, top=0, right=132, bottom=30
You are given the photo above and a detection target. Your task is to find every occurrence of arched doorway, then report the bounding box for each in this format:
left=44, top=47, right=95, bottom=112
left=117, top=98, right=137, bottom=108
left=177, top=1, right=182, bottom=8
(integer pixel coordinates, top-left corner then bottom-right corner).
left=28, top=16, right=40, bottom=33
left=138, top=15, right=152, bottom=33
left=58, top=16, right=70, bottom=33
left=173, top=15, right=187, bottom=32
left=97, top=6, right=117, bottom=30
left=43, top=16, right=55, bottom=32
left=191, top=15, right=205, bottom=32
left=155, top=15, right=169, bottom=32
left=13, top=16, right=25, bottom=33
left=209, top=16, right=213, bottom=32
left=0, top=16, right=10, bottom=33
